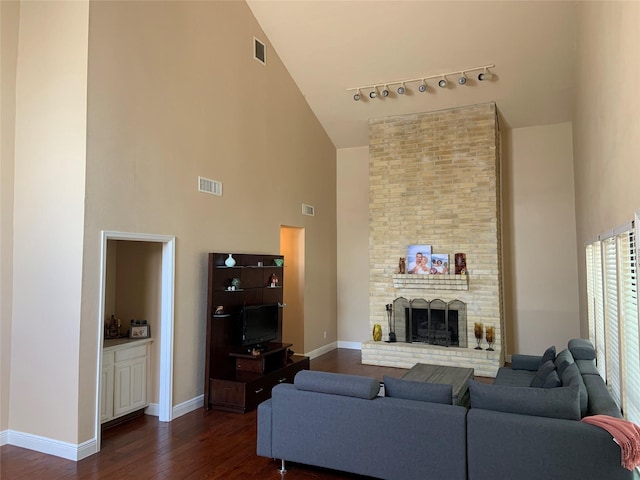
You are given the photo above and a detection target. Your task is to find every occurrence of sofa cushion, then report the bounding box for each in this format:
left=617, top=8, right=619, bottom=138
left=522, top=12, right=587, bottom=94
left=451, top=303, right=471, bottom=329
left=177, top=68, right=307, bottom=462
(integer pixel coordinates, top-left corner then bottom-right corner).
left=294, top=371, right=379, bottom=399
left=539, top=345, right=557, bottom=368
left=468, top=380, right=581, bottom=420
left=511, top=354, right=543, bottom=371
left=568, top=338, right=596, bottom=360
left=494, top=367, right=536, bottom=387
left=560, top=363, right=588, bottom=417
left=383, top=376, right=452, bottom=405
left=582, top=374, right=622, bottom=418
left=543, top=370, right=561, bottom=388
left=575, top=359, right=600, bottom=376
left=530, top=360, right=557, bottom=388
left=554, top=349, right=575, bottom=377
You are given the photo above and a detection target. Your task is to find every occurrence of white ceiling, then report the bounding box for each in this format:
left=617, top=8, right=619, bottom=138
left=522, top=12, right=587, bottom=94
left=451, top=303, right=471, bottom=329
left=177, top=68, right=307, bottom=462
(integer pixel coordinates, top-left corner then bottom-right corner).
left=247, top=0, right=579, bottom=149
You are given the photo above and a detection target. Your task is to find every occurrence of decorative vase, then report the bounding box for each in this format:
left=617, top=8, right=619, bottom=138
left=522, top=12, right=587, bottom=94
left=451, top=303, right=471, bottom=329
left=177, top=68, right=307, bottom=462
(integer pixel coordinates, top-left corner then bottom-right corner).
left=372, top=324, right=382, bottom=342
left=225, top=254, right=236, bottom=267
left=485, top=325, right=495, bottom=351
left=474, top=322, right=483, bottom=350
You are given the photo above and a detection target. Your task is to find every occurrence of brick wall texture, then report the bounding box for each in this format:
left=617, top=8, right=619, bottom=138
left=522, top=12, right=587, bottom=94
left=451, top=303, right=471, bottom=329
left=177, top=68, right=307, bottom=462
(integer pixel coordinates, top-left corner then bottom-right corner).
left=364, top=102, right=504, bottom=376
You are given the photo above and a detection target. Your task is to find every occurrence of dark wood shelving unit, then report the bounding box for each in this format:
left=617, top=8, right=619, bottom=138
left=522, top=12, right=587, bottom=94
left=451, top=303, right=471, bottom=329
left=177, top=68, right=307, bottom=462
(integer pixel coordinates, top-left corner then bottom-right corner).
left=204, top=253, right=310, bottom=413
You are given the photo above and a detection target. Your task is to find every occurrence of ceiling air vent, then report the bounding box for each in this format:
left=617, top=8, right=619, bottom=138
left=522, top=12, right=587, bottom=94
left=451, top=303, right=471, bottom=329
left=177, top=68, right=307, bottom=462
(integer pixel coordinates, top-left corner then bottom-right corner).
left=198, top=176, right=222, bottom=196
left=254, top=37, right=266, bottom=65
left=302, top=204, right=315, bottom=216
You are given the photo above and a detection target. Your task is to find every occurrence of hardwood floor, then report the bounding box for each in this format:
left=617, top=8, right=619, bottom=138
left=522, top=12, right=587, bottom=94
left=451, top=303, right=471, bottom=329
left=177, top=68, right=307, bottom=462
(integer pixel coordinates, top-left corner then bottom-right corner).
left=0, top=348, right=491, bottom=480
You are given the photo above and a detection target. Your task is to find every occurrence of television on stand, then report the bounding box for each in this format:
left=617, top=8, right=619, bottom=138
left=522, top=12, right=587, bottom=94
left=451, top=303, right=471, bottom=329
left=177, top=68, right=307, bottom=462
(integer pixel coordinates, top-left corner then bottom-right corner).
left=240, top=303, right=279, bottom=352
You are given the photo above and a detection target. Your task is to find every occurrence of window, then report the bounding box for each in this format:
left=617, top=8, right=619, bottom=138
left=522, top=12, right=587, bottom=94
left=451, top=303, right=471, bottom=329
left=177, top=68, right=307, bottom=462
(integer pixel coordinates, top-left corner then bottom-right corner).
left=586, top=216, right=639, bottom=422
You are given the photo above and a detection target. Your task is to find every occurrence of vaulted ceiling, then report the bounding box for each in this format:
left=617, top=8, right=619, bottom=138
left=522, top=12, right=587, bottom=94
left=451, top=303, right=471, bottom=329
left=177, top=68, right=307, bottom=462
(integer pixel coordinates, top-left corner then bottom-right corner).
left=247, top=0, right=578, bottom=149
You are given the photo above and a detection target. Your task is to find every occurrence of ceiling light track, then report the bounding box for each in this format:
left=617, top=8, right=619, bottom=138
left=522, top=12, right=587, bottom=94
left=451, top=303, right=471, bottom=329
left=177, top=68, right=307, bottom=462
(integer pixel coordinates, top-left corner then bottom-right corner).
left=348, top=64, right=494, bottom=100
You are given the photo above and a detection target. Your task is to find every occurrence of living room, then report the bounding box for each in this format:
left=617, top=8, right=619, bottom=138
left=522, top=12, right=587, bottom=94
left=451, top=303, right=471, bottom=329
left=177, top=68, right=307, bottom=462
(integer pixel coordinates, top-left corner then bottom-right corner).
left=1, top=0, right=639, bottom=475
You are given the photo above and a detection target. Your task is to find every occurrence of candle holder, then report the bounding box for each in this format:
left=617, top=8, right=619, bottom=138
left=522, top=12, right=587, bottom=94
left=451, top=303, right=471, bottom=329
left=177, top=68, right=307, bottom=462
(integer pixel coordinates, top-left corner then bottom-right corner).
left=474, top=322, right=483, bottom=350
left=485, top=325, right=495, bottom=351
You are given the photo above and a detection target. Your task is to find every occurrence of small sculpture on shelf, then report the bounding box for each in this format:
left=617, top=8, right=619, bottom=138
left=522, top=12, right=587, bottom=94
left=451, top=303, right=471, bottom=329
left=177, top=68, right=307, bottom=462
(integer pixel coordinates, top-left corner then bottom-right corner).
left=268, top=273, right=279, bottom=287
left=398, top=257, right=406, bottom=274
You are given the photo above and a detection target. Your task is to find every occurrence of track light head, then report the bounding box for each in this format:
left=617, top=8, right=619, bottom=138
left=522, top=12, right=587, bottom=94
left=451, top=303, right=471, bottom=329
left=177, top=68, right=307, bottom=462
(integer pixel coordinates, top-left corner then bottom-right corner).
left=381, top=86, right=390, bottom=97
left=353, top=90, right=361, bottom=101
left=397, top=84, right=406, bottom=95
left=478, top=68, right=493, bottom=81
left=457, top=73, right=467, bottom=85
left=418, top=81, right=427, bottom=93
left=438, top=77, right=448, bottom=88
left=369, top=89, right=377, bottom=99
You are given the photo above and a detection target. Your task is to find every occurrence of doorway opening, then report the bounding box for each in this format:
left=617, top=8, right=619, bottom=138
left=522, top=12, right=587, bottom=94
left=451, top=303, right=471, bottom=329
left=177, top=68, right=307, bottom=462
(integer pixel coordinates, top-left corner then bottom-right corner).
left=95, top=231, right=175, bottom=452
left=280, top=226, right=305, bottom=354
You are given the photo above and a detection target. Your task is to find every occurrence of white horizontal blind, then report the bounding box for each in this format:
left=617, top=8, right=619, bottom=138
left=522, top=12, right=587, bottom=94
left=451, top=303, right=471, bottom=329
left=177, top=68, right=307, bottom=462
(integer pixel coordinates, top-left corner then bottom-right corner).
left=619, top=228, right=640, bottom=423
left=586, top=244, right=596, bottom=346
left=593, top=241, right=607, bottom=380
left=603, top=237, right=621, bottom=406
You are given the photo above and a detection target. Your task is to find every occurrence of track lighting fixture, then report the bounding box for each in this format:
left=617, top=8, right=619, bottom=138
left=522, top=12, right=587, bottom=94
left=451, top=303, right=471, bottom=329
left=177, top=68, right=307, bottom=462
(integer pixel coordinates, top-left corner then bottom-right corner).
left=478, top=68, right=493, bottom=81
left=346, top=63, right=494, bottom=101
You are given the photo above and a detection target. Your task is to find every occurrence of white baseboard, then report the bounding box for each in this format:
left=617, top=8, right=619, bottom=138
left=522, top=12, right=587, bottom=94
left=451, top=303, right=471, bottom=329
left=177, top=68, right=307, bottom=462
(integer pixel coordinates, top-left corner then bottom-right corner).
left=145, top=402, right=160, bottom=417
left=305, top=341, right=338, bottom=359
left=0, top=429, right=8, bottom=446
left=337, top=341, right=362, bottom=350
left=3, top=430, right=97, bottom=461
left=172, top=394, right=204, bottom=420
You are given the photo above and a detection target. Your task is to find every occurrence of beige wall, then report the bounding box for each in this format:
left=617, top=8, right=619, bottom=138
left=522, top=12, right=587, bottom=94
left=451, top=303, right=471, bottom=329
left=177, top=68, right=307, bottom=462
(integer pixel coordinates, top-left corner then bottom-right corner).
left=502, top=123, right=580, bottom=355
left=336, top=146, right=369, bottom=344
left=1, top=0, right=20, bottom=432
left=9, top=0, right=89, bottom=442
left=77, top=0, right=336, bottom=442
left=573, top=1, right=640, bottom=336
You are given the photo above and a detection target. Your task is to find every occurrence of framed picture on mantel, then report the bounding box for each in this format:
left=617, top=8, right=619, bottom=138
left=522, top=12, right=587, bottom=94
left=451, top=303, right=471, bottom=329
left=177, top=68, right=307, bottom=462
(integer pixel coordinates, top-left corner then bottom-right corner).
left=407, top=245, right=431, bottom=274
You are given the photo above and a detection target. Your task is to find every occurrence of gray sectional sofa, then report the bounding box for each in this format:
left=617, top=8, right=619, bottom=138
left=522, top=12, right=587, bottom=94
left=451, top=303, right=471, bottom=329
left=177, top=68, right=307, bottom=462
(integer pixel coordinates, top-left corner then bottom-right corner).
left=257, top=339, right=637, bottom=480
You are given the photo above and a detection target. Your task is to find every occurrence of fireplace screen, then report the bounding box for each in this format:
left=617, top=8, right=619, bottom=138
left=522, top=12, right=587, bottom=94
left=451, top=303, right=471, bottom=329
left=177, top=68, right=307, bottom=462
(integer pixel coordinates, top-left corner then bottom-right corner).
left=399, top=298, right=467, bottom=348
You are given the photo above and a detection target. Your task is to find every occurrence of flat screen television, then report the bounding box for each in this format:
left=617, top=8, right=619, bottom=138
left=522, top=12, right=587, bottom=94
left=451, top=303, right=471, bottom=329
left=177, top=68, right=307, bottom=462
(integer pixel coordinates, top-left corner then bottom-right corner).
left=240, top=303, right=279, bottom=349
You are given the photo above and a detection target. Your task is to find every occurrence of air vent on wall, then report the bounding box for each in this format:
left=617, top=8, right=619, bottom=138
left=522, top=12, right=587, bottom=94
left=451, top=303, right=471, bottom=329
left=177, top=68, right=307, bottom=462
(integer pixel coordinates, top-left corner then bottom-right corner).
left=302, top=204, right=315, bottom=216
left=254, top=37, right=266, bottom=65
left=198, top=176, right=222, bottom=196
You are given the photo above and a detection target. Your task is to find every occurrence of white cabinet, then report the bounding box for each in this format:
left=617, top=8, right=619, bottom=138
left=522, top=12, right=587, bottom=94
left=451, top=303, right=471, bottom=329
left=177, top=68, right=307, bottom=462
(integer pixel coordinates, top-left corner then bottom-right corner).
left=101, top=339, right=152, bottom=424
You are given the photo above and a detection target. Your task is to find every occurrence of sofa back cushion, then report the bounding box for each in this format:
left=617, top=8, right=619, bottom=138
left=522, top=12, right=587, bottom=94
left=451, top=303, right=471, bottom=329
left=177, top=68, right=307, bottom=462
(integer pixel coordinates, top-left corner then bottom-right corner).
left=554, top=349, right=575, bottom=376
left=560, top=363, right=588, bottom=417
left=294, top=371, right=379, bottom=399
left=582, top=374, right=622, bottom=418
left=539, top=345, right=556, bottom=367
left=530, top=360, right=557, bottom=388
left=383, top=376, right=452, bottom=404
left=568, top=338, right=596, bottom=360
left=468, top=380, right=581, bottom=420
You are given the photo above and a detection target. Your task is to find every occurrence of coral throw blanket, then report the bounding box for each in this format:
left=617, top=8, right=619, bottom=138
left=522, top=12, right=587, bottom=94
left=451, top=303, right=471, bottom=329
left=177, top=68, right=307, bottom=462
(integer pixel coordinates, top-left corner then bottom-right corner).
left=581, top=414, right=640, bottom=471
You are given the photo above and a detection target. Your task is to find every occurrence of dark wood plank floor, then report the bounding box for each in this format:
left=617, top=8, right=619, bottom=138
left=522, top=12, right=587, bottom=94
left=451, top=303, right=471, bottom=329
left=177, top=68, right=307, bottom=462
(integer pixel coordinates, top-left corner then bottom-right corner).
left=0, top=348, right=492, bottom=480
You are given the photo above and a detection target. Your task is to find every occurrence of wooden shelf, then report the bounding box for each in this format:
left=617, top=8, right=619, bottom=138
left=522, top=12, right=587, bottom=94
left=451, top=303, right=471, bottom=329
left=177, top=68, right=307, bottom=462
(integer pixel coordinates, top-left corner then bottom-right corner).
left=392, top=274, right=469, bottom=290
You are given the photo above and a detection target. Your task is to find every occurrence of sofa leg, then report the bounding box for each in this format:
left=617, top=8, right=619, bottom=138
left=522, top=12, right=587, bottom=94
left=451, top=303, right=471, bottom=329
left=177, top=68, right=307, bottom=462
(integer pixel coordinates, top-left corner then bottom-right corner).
left=278, top=459, right=287, bottom=474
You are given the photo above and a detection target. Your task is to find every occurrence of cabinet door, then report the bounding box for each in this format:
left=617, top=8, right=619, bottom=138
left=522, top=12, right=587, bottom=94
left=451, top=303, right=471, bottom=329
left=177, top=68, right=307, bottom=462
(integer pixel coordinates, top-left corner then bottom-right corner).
left=100, top=364, right=114, bottom=423
left=113, top=355, right=148, bottom=417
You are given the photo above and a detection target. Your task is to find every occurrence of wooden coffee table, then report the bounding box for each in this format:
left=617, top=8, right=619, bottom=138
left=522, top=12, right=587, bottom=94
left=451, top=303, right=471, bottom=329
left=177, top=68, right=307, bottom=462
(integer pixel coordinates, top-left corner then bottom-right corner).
left=402, top=363, right=474, bottom=407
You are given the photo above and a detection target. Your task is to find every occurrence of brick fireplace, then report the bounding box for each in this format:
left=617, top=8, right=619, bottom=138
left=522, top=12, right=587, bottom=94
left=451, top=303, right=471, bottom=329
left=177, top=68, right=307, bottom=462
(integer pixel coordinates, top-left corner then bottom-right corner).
left=362, top=103, right=504, bottom=377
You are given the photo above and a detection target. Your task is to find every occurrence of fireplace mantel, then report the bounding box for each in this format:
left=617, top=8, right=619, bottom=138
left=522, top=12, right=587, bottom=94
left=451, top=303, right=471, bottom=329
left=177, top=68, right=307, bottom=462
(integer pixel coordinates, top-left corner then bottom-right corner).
left=392, top=274, right=469, bottom=290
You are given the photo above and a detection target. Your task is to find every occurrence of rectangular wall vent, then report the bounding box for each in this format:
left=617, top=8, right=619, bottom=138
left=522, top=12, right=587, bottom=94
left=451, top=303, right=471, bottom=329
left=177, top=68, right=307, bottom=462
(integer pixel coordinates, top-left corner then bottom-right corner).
left=198, top=176, right=222, bottom=196
left=254, top=37, right=266, bottom=65
left=302, top=203, right=315, bottom=216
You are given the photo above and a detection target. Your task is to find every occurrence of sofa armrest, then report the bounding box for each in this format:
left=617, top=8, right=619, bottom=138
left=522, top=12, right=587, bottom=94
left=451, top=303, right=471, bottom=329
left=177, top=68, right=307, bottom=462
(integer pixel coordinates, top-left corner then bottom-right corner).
left=256, top=399, right=273, bottom=458
left=511, top=354, right=541, bottom=371
left=467, top=409, right=634, bottom=480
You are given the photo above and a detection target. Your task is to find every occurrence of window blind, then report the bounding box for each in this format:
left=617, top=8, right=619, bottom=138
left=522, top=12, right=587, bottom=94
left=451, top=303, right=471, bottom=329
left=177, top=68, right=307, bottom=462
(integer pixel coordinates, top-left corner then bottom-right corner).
left=603, top=237, right=621, bottom=406
left=619, top=228, right=640, bottom=423
left=593, top=241, right=607, bottom=380
left=586, top=244, right=596, bottom=346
